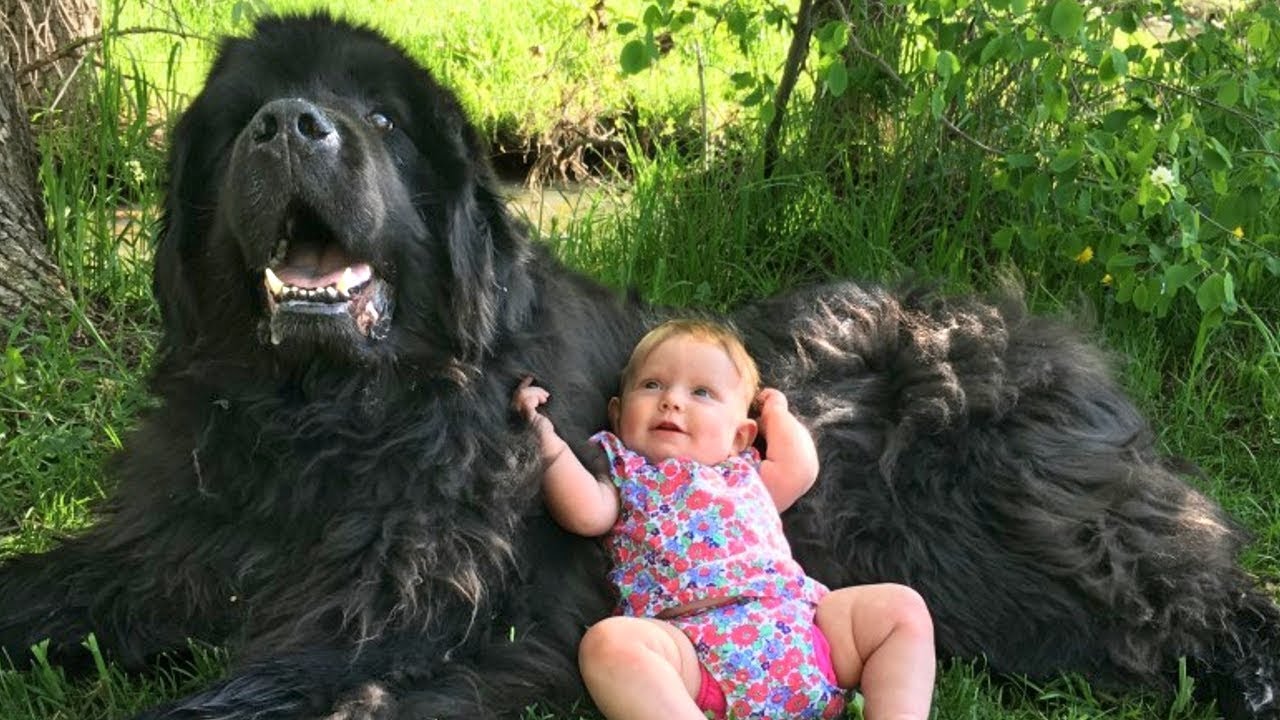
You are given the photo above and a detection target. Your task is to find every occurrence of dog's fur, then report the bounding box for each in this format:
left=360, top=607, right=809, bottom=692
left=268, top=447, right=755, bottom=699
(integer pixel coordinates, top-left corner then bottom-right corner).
left=1, top=13, right=1277, bottom=720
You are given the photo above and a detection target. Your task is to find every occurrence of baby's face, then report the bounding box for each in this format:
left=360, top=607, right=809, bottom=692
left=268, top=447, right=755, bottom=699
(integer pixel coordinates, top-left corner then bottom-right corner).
left=611, top=336, right=756, bottom=465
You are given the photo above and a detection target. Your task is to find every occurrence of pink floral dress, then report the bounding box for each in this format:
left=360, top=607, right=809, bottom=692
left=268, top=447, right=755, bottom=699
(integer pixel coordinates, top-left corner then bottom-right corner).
left=591, top=431, right=846, bottom=719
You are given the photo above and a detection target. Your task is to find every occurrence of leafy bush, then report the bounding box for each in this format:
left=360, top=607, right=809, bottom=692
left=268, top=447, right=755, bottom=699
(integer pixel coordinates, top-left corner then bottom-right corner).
left=615, top=0, right=1280, bottom=361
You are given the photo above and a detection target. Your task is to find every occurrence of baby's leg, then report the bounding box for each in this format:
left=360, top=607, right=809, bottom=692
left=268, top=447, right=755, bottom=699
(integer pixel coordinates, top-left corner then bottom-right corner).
left=578, top=615, right=705, bottom=720
left=815, top=584, right=936, bottom=720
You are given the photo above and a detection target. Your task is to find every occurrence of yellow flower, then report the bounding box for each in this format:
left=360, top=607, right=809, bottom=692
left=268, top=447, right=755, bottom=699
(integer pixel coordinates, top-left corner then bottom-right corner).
left=1232, top=226, right=1244, bottom=238
left=1075, top=246, right=1094, bottom=264
left=1102, top=274, right=1113, bottom=286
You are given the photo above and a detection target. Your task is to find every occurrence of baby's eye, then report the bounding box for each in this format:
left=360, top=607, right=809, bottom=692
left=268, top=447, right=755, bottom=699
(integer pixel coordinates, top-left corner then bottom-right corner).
left=641, top=380, right=662, bottom=390
left=693, top=387, right=713, bottom=398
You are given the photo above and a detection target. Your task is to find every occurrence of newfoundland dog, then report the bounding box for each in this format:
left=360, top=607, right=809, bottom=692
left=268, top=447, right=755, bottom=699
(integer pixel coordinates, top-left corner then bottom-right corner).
left=1, top=12, right=1277, bottom=720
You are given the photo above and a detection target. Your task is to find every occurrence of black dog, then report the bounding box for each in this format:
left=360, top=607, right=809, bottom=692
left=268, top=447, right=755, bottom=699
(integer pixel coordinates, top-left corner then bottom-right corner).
left=1, top=13, right=1276, bottom=720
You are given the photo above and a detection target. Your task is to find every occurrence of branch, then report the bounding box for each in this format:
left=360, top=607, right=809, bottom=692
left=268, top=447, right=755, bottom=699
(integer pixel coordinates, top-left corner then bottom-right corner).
left=845, top=32, right=1003, bottom=156
left=17, top=26, right=212, bottom=79
left=763, top=0, right=815, bottom=178
left=821, top=2, right=1003, bottom=157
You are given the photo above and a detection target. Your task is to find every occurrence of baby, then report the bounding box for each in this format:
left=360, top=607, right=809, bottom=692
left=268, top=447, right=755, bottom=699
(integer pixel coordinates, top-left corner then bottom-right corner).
left=513, top=319, right=935, bottom=720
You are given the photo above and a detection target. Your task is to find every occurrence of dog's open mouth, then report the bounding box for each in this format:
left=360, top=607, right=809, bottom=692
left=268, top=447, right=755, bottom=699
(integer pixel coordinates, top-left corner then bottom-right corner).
left=260, top=204, right=392, bottom=340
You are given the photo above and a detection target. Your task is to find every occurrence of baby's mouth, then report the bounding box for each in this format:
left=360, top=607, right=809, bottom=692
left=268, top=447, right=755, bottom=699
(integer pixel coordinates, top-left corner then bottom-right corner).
left=653, top=421, right=684, bottom=433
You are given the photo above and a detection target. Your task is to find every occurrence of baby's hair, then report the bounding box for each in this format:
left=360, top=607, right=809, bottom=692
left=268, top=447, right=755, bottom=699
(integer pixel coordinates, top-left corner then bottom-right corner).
left=620, top=319, right=760, bottom=407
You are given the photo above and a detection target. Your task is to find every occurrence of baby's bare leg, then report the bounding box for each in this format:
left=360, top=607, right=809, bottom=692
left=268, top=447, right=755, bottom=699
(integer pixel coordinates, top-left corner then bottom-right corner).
left=815, top=584, right=936, bottom=720
left=578, top=615, right=706, bottom=720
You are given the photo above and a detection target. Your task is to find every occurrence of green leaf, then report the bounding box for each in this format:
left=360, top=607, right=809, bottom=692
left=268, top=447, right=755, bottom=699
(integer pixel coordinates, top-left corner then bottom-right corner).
left=758, top=99, right=776, bottom=126
left=1021, top=39, right=1052, bottom=59
left=1107, top=252, right=1142, bottom=271
left=1222, top=272, right=1238, bottom=314
left=1265, top=255, right=1280, bottom=277
left=730, top=72, right=755, bottom=89
left=1050, top=0, right=1084, bottom=39
left=1247, top=20, right=1271, bottom=49
left=1203, top=137, right=1233, bottom=171
left=1004, top=153, right=1037, bottom=169
left=643, top=5, right=664, bottom=29
left=979, top=34, right=1009, bottom=66
left=1216, top=78, right=1240, bottom=107
left=936, top=50, right=960, bottom=80
left=1098, top=48, right=1128, bottom=83
left=818, top=21, right=849, bottom=55
left=1132, top=281, right=1153, bottom=311
left=1050, top=147, right=1083, bottom=173
left=616, top=21, right=638, bottom=35
left=1195, top=273, right=1226, bottom=313
left=824, top=62, right=849, bottom=97
left=992, top=227, right=1016, bottom=251
left=930, top=87, right=945, bottom=118
left=907, top=89, right=930, bottom=117
left=1163, top=263, right=1199, bottom=291
left=1042, top=80, right=1068, bottom=122
left=1101, top=109, right=1135, bottom=132
left=1111, top=10, right=1138, bottom=33
left=1211, top=170, right=1229, bottom=196
left=619, top=39, right=652, bottom=74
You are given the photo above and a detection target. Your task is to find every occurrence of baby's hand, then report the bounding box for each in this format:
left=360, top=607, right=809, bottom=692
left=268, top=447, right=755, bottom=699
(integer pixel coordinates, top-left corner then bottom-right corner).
left=755, top=388, right=792, bottom=436
left=512, top=376, right=551, bottom=426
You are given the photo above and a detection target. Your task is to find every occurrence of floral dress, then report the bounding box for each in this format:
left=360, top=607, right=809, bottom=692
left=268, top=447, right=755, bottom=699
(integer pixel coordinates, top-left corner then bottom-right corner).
left=592, top=431, right=846, bottom=719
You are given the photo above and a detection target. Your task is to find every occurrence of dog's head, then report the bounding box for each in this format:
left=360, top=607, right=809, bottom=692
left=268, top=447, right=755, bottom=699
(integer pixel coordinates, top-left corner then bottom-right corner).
left=156, top=14, right=529, bottom=380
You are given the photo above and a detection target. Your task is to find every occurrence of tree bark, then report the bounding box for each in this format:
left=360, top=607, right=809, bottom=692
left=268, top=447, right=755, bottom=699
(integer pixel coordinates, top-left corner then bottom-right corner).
left=1, top=14, right=68, bottom=321
left=2, top=0, right=100, bottom=113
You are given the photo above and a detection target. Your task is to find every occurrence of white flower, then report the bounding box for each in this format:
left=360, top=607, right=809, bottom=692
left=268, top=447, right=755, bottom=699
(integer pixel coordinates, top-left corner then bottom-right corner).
left=126, top=159, right=146, bottom=187
left=1149, top=165, right=1175, bottom=187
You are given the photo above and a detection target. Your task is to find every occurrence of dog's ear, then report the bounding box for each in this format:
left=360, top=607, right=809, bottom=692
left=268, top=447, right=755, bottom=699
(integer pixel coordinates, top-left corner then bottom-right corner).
left=152, top=129, right=203, bottom=364
left=445, top=182, right=508, bottom=365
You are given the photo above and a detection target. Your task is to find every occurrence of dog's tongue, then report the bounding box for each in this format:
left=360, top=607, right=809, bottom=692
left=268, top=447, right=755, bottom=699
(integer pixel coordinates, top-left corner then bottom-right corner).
left=275, top=245, right=369, bottom=289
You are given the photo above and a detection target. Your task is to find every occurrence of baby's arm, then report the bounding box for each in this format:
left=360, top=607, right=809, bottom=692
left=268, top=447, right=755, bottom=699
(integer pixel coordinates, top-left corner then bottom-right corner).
left=512, top=377, right=620, bottom=536
left=755, top=388, right=820, bottom=512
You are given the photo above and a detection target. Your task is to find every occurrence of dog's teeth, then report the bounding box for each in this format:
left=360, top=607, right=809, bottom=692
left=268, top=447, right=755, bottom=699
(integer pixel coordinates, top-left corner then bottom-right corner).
left=336, top=267, right=356, bottom=295
left=324, top=286, right=338, bottom=300
left=272, top=239, right=288, bottom=262
left=264, top=268, right=284, bottom=297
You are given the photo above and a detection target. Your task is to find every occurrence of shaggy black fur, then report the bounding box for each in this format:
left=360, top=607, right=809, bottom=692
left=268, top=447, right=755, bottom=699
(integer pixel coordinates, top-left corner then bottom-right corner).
left=1, top=13, right=1277, bottom=720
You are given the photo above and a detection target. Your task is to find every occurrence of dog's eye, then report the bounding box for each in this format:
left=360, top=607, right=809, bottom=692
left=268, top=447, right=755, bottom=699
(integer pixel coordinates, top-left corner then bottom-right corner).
left=366, top=111, right=394, bottom=132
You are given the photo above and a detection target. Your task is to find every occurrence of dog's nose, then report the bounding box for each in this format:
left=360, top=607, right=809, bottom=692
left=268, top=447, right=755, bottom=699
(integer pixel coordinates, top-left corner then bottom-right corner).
left=250, top=98, right=338, bottom=150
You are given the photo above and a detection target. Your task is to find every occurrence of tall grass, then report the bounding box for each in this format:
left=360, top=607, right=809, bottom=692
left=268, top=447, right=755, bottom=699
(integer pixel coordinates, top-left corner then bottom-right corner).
left=0, top=0, right=1275, bottom=718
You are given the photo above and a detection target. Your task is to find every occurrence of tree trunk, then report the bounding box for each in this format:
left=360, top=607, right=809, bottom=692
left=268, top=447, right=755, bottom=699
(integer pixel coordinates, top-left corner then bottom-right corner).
left=1, top=14, right=68, bottom=321
left=2, top=0, right=100, bottom=113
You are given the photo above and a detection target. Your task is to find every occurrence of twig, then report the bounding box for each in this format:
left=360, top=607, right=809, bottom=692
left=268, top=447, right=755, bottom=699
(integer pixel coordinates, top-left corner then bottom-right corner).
left=822, top=1, right=1003, bottom=157
left=17, top=26, right=212, bottom=79
left=845, top=31, right=1003, bottom=156
left=1070, top=56, right=1277, bottom=151
left=694, top=41, right=709, bottom=172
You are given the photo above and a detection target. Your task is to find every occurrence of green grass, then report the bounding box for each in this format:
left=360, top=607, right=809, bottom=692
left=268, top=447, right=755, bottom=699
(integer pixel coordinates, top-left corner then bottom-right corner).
left=1, top=0, right=1277, bottom=717
left=110, top=0, right=790, bottom=161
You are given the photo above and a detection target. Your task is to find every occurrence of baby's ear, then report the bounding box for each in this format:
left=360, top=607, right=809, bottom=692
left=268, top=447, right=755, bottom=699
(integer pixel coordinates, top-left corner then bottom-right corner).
left=734, top=418, right=758, bottom=453
left=608, top=396, right=621, bottom=430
